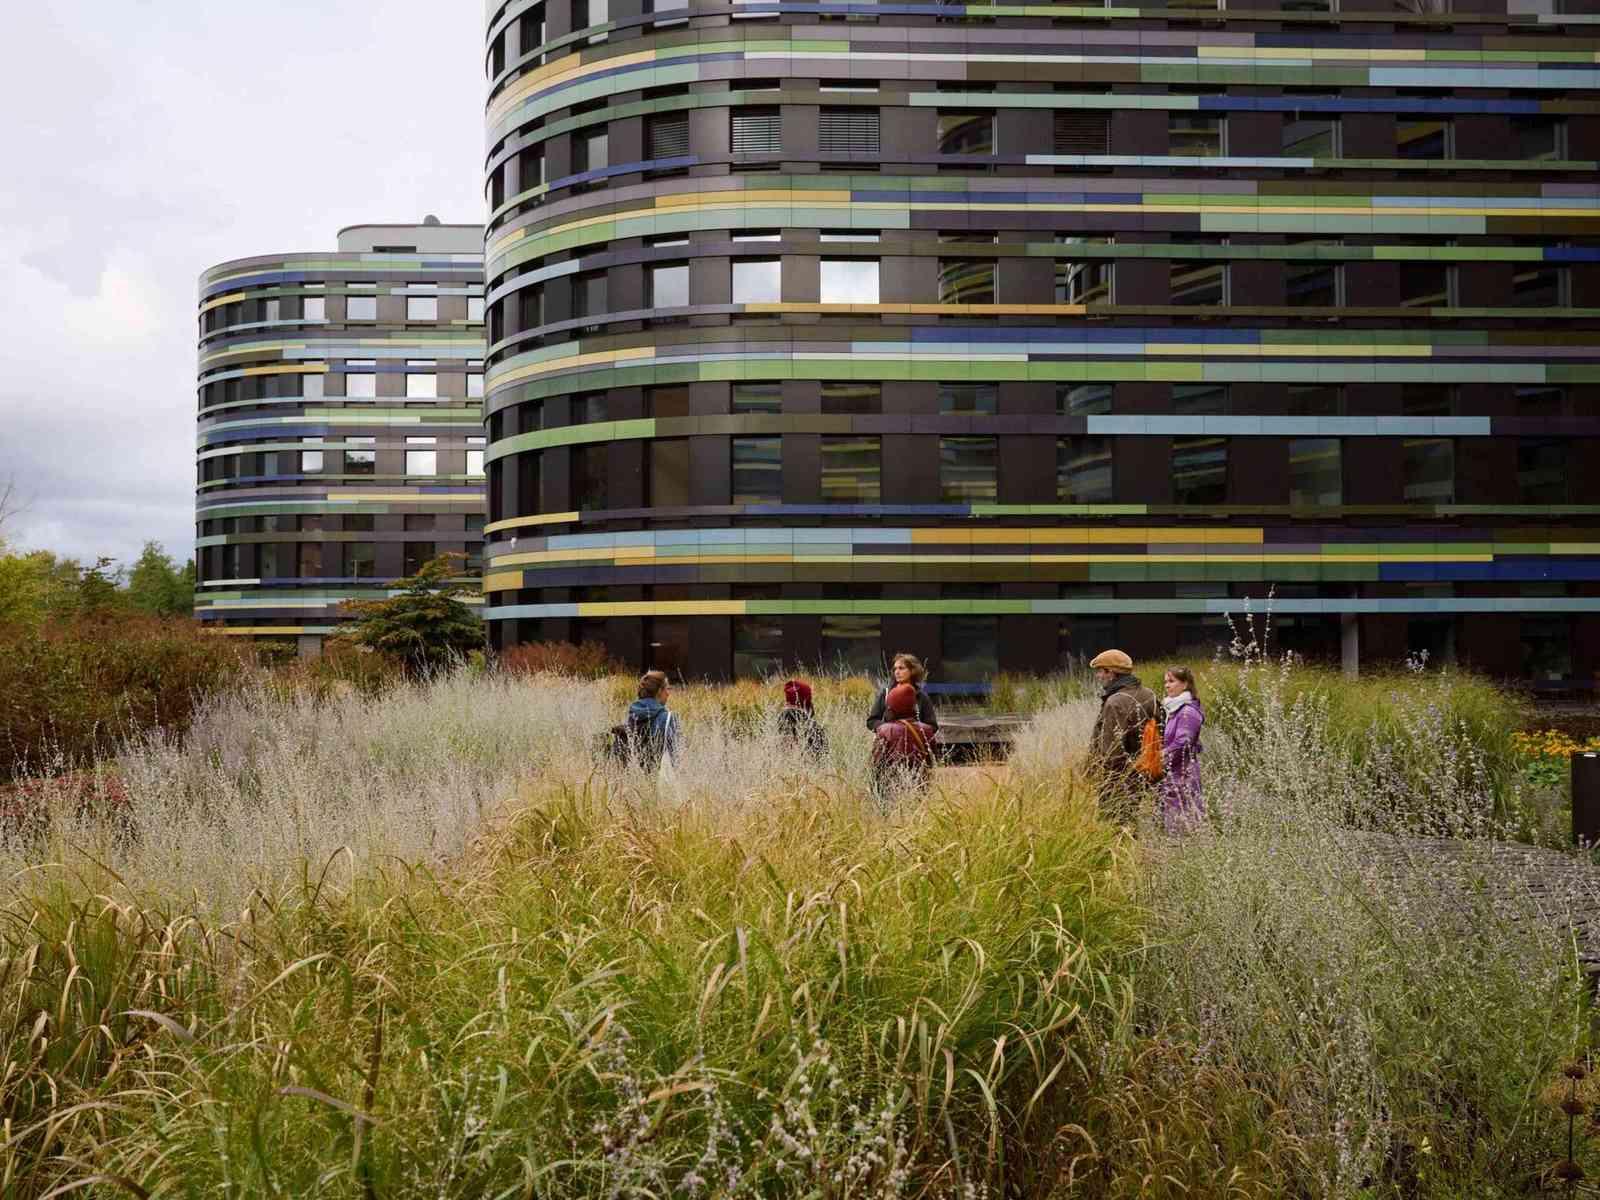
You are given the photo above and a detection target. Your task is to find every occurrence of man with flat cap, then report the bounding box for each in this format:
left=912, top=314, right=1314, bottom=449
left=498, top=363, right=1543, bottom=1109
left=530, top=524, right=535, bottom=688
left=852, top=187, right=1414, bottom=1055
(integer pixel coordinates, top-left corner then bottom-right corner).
left=1088, top=649, right=1159, bottom=825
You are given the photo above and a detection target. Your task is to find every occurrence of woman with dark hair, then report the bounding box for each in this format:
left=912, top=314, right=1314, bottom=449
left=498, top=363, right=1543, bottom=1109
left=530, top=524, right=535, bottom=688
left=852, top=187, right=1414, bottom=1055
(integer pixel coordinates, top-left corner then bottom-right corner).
left=623, top=669, right=681, bottom=771
left=1159, top=665, right=1205, bottom=833
left=865, top=653, right=938, bottom=731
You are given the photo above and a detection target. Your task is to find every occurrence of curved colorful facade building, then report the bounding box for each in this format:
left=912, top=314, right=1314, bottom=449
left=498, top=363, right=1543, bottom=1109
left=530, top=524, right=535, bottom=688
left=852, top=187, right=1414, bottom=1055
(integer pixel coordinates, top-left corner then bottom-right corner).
left=195, top=222, right=487, bottom=654
left=482, top=0, right=1600, bottom=686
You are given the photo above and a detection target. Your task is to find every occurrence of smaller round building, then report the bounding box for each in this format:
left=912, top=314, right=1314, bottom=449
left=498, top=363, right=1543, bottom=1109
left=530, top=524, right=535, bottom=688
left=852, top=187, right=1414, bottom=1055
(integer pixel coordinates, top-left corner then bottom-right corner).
left=194, top=221, right=488, bottom=654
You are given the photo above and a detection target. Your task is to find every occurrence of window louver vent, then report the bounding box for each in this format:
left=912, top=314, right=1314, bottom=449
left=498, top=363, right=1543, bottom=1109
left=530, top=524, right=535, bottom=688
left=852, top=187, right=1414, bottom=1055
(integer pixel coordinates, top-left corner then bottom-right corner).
left=819, top=108, right=881, bottom=155
left=732, top=109, right=782, bottom=155
left=650, top=114, right=690, bottom=159
left=1054, top=111, right=1109, bottom=155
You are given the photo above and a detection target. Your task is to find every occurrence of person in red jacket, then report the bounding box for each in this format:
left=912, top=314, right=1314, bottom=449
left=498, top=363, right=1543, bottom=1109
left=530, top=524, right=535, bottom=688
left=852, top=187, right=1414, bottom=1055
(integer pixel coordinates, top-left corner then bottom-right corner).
left=870, top=683, right=938, bottom=800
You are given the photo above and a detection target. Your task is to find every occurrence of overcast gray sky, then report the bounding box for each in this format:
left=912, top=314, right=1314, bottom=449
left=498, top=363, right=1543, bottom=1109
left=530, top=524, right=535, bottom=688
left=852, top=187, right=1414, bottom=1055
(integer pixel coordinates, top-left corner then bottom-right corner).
left=0, top=2, right=485, bottom=568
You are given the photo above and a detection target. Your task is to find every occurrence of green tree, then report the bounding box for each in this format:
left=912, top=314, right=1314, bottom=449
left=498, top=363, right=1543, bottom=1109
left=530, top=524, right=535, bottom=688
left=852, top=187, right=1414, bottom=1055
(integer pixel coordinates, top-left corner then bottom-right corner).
left=0, top=549, right=87, bottom=628
left=335, top=553, right=483, bottom=675
left=126, top=541, right=195, bottom=617
left=77, top=556, right=126, bottom=618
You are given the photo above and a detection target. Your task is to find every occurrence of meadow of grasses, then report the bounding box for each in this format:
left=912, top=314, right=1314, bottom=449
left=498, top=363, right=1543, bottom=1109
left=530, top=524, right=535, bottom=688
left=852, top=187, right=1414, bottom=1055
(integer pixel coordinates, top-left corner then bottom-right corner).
left=1, top=655, right=1597, bottom=1197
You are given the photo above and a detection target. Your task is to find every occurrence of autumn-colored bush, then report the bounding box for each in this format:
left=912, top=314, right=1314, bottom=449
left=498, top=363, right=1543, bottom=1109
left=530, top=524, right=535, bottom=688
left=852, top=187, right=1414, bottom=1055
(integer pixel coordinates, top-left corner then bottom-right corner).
left=0, top=617, right=251, bottom=782
left=496, top=639, right=620, bottom=679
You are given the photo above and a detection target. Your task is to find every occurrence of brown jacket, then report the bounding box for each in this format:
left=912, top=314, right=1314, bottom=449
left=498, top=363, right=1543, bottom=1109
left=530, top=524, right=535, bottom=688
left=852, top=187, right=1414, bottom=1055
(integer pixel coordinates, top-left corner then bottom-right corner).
left=1091, top=674, right=1159, bottom=774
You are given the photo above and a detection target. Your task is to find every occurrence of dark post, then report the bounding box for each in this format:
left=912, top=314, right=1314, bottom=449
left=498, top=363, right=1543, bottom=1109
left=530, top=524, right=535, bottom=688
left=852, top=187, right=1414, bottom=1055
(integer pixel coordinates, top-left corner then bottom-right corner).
left=1572, top=752, right=1600, bottom=847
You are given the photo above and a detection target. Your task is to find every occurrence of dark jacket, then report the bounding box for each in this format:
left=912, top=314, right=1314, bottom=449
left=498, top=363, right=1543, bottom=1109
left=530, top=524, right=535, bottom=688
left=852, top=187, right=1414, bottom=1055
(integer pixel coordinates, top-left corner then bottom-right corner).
left=625, top=697, right=680, bottom=767
left=777, top=705, right=829, bottom=757
left=1090, top=673, right=1158, bottom=775
left=866, top=684, right=938, bottom=732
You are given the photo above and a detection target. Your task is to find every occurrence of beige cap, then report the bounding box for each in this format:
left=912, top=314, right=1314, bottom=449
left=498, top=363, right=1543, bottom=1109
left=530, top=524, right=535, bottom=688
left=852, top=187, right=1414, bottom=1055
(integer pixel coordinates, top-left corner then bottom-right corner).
left=1088, top=649, right=1133, bottom=671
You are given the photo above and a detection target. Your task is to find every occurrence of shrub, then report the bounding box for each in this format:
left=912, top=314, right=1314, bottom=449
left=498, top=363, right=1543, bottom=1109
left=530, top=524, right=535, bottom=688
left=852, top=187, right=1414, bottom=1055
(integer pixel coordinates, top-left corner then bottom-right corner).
left=335, top=553, right=483, bottom=676
left=0, top=616, right=250, bottom=783
left=497, top=639, right=619, bottom=679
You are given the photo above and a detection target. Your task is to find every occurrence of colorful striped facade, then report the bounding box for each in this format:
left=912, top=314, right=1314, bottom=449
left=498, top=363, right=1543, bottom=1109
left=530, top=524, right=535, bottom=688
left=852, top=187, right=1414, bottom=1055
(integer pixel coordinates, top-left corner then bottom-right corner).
left=482, top=0, right=1600, bottom=685
left=195, top=223, right=488, bottom=652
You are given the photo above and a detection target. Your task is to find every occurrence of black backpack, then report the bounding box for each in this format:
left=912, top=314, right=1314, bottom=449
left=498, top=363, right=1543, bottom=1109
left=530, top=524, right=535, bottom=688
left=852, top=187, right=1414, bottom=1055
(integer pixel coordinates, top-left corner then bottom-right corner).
left=606, top=709, right=667, bottom=771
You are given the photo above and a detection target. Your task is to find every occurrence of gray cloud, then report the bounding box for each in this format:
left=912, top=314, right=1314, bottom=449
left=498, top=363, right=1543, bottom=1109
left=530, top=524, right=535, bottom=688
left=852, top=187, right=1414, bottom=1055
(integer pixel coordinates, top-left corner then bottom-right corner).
left=0, top=2, right=485, bottom=568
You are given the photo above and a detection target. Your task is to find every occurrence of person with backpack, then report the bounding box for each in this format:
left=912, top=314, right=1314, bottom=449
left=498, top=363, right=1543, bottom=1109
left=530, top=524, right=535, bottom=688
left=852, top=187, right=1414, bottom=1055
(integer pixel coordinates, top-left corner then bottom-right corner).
left=865, top=653, right=938, bottom=732
left=777, top=679, right=829, bottom=759
left=1088, top=649, right=1159, bottom=826
left=618, top=669, right=681, bottom=773
left=1158, top=665, right=1206, bottom=834
left=870, top=683, right=938, bottom=800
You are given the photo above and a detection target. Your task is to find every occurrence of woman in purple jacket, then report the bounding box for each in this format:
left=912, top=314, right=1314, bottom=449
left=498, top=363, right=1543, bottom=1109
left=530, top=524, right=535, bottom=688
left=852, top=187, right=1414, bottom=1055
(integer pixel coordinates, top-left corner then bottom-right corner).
left=1159, top=666, right=1206, bottom=833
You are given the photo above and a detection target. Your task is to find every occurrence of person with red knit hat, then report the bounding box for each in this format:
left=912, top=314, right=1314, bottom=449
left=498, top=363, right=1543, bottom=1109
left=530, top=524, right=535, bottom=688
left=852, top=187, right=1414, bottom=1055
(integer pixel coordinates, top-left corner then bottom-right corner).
left=870, top=683, right=938, bottom=800
left=777, top=678, right=828, bottom=758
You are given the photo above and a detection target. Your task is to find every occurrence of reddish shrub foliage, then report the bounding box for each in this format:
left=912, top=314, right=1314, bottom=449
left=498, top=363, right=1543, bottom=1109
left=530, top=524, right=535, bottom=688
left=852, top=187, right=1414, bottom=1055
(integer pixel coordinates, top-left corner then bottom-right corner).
left=0, top=617, right=252, bottom=782
left=497, top=640, right=619, bottom=679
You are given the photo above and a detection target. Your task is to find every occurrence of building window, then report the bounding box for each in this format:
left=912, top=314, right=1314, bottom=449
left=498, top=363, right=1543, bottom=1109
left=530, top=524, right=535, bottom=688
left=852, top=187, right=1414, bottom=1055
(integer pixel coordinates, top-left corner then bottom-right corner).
left=1056, top=260, right=1111, bottom=305
left=822, top=381, right=881, bottom=415
left=733, top=616, right=785, bottom=679
left=1170, top=114, right=1224, bottom=156
left=467, top=449, right=485, bottom=476
left=1170, top=260, right=1227, bottom=305
left=1282, top=112, right=1340, bottom=157
left=648, top=112, right=690, bottom=160
left=303, top=296, right=327, bottom=321
left=520, top=4, right=545, bottom=57
left=1053, top=111, right=1108, bottom=154
left=574, top=129, right=608, bottom=177
left=1058, top=383, right=1112, bottom=416
left=575, top=444, right=609, bottom=510
left=648, top=263, right=689, bottom=308
left=404, top=515, right=435, bottom=534
left=298, top=544, right=323, bottom=578
left=1285, top=383, right=1343, bottom=416
left=819, top=108, right=880, bottom=156
left=468, top=297, right=486, bottom=322
left=731, top=107, right=782, bottom=155
left=403, top=542, right=436, bottom=577
left=1289, top=438, right=1342, bottom=506
left=1399, top=263, right=1453, bottom=308
left=1523, top=616, right=1573, bottom=682
left=406, top=295, right=438, bottom=321
left=1512, top=116, right=1566, bottom=161
left=943, top=617, right=998, bottom=684
left=733, top=382, right=782, bottom=413
left=822, top=615, right=881, bottom=675
left=518, top=146, right=546, bottom=191
left=344, top=542, right=377, bottom=580
left=938, top=259, right=996, bottom=305
left=574, top=0, right=608, bottom=40
left=1397, top=118, right=1450, bottom=159
left=344, top=438, right=376, bottom=476
left=1172, top=436, right=1226, bottom=505
left=1174, top=382, right=1229, bottom=415
left=937, top=111, right=994, bottom=156
left=406, top=362, right=438, bottom=399
left=733, top=259, right=782, bottom=303
left=346, top=295, right=377, bottom=321
left=732, top=436, right=782, bottom=503
left=1057, top=437, right=1113, bottom=503
left=940, top=436, right=997, bottom=503
left=938, top=383, right=997, bottom=414
left=649, top=438, right=691, bottom=507
left=468, top=373, right=485, bottom=399
left=1518, top=438, right=1570, bottom=504
left=1513, top=265, right=1567, bottom=308
left=1403, top=434, right=1454, bottom=504
left=405, top=437, right=438, bottom=477
left=821, top=435, right=881, bottom=503
left=573, top=272, right=607, bottom=326
left=820, top=259, right=879, bottom=304
left=1287, top=258, right=1343, bottom=306
left=301, top=438, right=324, bottom=472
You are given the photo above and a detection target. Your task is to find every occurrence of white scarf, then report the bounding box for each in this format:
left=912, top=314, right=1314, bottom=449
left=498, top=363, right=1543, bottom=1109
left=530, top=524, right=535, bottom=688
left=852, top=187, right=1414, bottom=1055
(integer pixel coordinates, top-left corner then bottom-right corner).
left=1162, top=691, right=1193, bottom=717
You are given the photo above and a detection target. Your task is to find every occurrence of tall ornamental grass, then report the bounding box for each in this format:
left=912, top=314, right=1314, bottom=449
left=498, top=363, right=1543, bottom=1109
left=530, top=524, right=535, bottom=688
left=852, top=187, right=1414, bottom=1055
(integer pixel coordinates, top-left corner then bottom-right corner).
left=0, top=693, right=1135, bottom=1197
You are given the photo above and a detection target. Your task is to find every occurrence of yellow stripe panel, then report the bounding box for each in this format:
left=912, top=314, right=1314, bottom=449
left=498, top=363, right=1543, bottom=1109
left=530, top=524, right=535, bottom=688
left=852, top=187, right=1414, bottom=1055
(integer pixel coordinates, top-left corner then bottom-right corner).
left=199, top=291, right=248, bottom=314
left=484, top=571, right=525, bottom=592
left=485, top=511, right=581, bottom=534
left=491, top=345, right=654, bottom=390
left=910, top=527, right=1266, bottom=544
left=210, top=626, right=317, bottom=636
left=240, top=363, right=324, bottom=378
left=578, top=600, right=748, bottom=617
left=497, top=551, right=1495, bottom=569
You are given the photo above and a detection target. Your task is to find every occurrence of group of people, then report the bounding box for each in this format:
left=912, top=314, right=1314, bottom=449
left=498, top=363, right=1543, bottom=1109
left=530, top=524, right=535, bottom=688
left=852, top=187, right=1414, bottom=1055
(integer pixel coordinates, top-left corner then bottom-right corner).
left=613, top=647, right=1206, bottom=831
